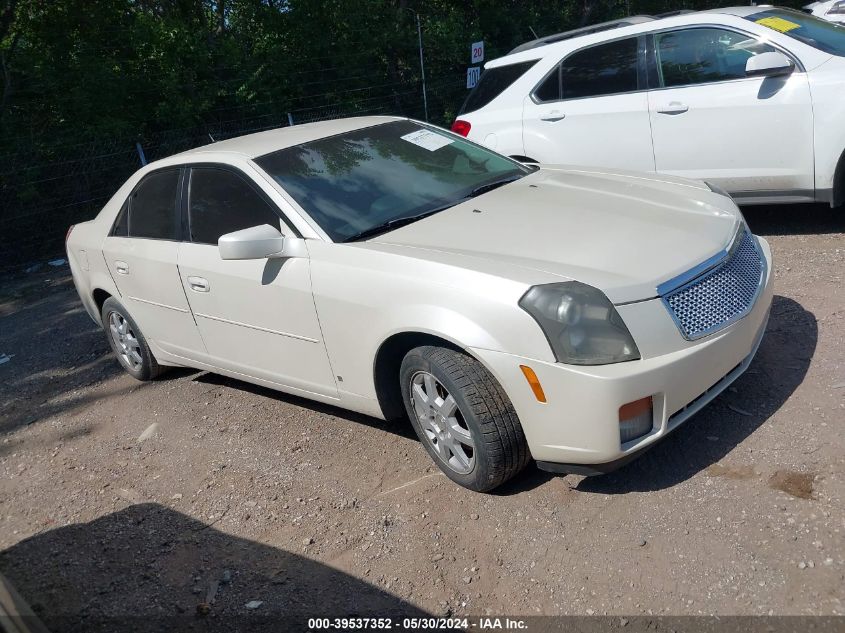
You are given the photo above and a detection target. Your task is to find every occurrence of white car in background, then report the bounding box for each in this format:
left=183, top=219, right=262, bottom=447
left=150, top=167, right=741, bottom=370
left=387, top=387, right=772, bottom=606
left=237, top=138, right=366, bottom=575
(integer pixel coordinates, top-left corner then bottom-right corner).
left=452, top=6, right=845, bottom=207
left=805, top=1, right=845, bottom=25
left=66, top=117, right=773, bottom=491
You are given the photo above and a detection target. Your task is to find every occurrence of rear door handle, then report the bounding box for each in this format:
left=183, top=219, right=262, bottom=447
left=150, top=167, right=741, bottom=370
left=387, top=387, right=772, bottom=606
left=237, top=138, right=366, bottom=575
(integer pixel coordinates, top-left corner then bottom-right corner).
left=540, top=110, right=566, bottom=122
left=115, top=261, right=129, bottom=275
left=187, top=276, right=210, bottom=293
left=656, top=102, right=689, bottom=115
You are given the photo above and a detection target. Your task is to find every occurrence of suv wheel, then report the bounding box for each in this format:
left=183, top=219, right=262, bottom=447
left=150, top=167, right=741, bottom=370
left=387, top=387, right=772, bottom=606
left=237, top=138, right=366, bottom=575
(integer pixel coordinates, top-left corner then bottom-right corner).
left=400, top=345, right=530, bottom=492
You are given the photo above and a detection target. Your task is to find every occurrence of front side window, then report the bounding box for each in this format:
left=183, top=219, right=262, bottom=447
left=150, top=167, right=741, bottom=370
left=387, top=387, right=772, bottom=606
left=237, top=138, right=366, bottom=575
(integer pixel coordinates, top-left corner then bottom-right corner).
left=747, top=8, right=845, bottom=55
left=458, top=60, right=538, bottom=114
left=188, top=168, right=281, bottom=245
left=560, top=37, right=640, bottom=99
left=255, top=121, right=530, bottom=243
left=653, top=28, right=778, bottom=88
left=128, top=169, right=180, bottom=240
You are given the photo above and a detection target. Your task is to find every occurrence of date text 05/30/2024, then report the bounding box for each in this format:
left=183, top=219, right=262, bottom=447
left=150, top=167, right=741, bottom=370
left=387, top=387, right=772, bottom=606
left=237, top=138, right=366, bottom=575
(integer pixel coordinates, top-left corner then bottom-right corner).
left=307, top=617, right=528, bottom=630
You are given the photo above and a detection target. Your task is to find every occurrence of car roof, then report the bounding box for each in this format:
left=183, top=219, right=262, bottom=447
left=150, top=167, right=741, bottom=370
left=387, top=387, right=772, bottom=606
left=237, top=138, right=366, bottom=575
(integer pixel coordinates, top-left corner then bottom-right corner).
left=492, top=6, right=777, bottom=66
left=175, top=115, right=406, bottom=160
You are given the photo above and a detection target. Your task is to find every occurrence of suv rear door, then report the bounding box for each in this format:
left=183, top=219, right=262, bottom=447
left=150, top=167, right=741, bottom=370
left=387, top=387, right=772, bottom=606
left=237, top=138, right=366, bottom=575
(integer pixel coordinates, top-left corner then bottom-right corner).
left=521, top=35, right=656, bottom=171
left=646, top=26, right=814, bottom=199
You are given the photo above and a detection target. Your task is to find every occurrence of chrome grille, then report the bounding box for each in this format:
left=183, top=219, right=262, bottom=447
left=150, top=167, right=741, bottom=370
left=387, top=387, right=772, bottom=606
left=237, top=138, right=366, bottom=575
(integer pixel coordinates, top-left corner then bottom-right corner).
left=662, top=231, right=763, bottom=340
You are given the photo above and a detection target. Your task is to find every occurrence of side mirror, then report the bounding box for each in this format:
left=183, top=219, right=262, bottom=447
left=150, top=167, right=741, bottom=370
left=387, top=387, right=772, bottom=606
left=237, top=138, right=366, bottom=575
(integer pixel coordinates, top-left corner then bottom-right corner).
left=218, top=224, right=305, bottom=260
left=746, top=52, right=794, bottom=78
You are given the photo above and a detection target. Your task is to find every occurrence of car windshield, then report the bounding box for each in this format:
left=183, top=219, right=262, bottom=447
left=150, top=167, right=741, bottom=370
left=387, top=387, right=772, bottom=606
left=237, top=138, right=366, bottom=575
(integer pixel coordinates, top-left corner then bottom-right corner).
left=747, top=8, right=845, bottom=56
left=254, top=120, right=529, bottom=242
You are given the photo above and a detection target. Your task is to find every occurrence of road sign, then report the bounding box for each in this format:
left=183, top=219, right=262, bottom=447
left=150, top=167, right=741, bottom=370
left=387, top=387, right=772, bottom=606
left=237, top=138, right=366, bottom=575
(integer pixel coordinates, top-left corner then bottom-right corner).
left=466, top=66, right=481, bottom=89
left=471, top=41, right=484, bottom=64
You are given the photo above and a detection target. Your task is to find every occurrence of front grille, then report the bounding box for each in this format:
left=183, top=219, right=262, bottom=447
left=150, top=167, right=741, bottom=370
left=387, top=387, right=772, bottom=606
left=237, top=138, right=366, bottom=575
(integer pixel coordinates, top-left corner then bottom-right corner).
left=662, top=231, right=763, bottom=340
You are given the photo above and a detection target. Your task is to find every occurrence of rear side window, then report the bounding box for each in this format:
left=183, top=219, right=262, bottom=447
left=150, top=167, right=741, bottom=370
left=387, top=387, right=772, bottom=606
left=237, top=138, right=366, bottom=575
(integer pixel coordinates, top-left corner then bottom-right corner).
left=562, top=37, right=639, bottom=99
left=127, top=170, right=180, bottom=240
left=459, top=60, right=538, bottom=114
left=654, top=28, right=777, bottom=88
left=188, top=168, right=281, bottom=245
left=534, top=37, right=640, bottom=102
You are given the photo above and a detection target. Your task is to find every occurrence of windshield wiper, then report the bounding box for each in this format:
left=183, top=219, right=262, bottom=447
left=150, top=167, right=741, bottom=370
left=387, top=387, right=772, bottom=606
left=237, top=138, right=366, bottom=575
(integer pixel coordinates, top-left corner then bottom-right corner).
left=469, top=174, right=523, bottom=198
left=342, top=203, right=460, bottom=243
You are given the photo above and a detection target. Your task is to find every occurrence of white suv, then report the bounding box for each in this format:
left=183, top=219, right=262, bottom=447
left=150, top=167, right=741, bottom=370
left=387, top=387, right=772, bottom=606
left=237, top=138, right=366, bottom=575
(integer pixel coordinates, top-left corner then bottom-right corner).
left=452, top=7, right=845, bottom=207
left=805, top=1, right=845, bottom=25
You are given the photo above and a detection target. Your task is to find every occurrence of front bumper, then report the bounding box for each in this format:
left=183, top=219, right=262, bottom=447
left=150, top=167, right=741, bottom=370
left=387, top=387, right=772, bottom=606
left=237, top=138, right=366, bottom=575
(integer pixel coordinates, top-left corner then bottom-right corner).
left=470, top=237, right=774, bottom=471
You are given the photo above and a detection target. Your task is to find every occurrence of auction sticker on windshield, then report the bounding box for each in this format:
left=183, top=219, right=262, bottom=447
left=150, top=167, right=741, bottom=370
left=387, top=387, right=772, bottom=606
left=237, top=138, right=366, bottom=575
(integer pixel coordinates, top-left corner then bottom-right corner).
left=401, top=129, right=453, bottom=151
left=756, top=16, right=801, bottom=33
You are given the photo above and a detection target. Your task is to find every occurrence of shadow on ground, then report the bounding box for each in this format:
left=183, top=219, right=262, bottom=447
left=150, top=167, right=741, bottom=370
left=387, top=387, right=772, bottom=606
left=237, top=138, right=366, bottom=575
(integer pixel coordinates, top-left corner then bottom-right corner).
left=0, top=272, right=123, bottom=437
left=742, top=203, right=844, bottom=236
left=0, top=504, right=428, bottom=633
left=195, top=372, right=419, bottom=441
left=576, top=295, right=817, bottom=494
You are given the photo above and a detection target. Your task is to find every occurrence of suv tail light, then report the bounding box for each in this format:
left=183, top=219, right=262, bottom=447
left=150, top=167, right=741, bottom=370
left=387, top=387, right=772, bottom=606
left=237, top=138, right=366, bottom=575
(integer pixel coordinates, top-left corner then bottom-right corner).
left=451, top=120, right=471, bottom=137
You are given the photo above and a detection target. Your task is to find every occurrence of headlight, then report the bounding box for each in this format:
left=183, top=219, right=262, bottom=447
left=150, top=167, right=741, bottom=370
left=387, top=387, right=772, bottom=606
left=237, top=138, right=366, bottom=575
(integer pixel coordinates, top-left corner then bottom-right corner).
left=519, top=282, right=640, bottom=365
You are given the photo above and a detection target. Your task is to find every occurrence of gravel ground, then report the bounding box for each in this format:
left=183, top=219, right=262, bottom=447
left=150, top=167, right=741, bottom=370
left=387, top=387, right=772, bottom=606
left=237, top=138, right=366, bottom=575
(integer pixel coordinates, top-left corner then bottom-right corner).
left=0, top=204, right=843, bottom=629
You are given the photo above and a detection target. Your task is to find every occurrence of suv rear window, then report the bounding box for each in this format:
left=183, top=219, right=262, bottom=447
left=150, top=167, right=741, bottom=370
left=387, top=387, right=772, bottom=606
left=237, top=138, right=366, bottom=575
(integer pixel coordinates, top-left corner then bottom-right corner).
left=747, top=8, right=845, bottom=56
left=458, top=60, right=538, bottom=114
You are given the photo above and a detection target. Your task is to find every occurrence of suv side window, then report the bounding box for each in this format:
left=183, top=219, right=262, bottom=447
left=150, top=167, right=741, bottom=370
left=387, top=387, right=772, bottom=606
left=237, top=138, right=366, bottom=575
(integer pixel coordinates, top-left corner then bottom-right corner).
left=127, top=169, right=181, bottom=240
left=828, top=1, right=845, bottom=14
left=188, top=167, right=281, bottom=245
left=653, top=28, right=777, bottom=88
left=534, top=37, right=640, bottom=102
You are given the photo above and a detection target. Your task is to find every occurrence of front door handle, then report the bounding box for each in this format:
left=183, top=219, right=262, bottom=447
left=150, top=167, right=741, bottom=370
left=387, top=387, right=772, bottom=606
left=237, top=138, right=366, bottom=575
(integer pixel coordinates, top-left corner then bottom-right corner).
left=187, top=276, right=210, bottom=293
left=540, top=110, right=566, bottom=122
left=656, top=102, right=689, bottom=115
left=115, top=261, right=129, bottom=275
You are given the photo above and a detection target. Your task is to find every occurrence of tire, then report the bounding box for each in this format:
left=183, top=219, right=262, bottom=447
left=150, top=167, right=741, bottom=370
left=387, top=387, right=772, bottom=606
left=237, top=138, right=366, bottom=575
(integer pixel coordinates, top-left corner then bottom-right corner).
left=101, top=297, right=162, bottom=381
left=399, top=345, right=530, bottom=492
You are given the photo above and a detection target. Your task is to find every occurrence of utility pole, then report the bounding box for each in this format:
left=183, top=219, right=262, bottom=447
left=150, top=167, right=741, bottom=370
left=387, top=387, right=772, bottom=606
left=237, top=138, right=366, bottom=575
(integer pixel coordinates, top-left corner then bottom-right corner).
left=403, top=8, right=429, bottom=122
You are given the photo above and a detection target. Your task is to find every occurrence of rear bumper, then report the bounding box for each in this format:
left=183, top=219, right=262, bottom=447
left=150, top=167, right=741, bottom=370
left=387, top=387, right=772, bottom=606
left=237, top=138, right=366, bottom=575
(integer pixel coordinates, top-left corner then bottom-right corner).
left=470, top=237, right=774, bottom=469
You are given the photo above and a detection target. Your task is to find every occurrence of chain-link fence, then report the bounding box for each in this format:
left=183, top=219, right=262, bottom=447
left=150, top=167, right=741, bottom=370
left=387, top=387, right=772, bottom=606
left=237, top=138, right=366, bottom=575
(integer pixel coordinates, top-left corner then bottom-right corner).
left=0, top=77, right=465, bottom=273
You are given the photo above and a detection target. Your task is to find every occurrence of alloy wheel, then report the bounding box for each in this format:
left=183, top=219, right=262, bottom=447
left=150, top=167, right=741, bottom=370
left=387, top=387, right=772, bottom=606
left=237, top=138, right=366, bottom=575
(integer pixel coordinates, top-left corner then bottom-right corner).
left=409, top=371, right=475, bottom=474
left=108, top=311, right=143, bottom=371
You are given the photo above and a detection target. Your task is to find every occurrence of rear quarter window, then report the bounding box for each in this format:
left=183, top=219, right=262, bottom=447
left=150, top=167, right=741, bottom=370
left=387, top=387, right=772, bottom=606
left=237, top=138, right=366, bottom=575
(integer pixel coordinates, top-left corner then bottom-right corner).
left=458, top=60, right=538, bottom=114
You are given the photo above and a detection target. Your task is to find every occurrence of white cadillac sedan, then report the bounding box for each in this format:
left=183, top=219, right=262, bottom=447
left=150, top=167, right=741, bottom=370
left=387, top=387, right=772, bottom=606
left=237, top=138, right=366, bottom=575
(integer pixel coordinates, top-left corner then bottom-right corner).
left=66, top=117, right=773, bottom=492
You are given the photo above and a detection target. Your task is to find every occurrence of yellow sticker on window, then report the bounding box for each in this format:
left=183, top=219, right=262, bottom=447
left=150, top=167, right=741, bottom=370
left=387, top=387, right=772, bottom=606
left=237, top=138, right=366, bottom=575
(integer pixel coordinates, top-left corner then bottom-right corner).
left=756, top=16, right=801, bottom=33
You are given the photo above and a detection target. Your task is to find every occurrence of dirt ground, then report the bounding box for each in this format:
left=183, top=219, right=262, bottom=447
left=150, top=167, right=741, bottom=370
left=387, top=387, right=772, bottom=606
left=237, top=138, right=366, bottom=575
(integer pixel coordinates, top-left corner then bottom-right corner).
left=0, top=203, right=843, bottom=629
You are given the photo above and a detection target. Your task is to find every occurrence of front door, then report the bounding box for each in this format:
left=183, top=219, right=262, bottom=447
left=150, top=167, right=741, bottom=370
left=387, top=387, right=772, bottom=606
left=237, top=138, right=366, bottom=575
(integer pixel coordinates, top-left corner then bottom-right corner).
left=522, top=35, right=656, bottom=171
left=647, top=27, right=814, bottom=197
left=101, top=167, right=206, bottom=358
left=177, top=165, right=338, bottom=398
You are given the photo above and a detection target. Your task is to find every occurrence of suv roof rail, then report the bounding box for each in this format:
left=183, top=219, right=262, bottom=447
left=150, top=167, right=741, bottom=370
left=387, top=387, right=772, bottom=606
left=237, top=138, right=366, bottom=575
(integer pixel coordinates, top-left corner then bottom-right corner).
left=508, top=15, right=655, bottom=54
left=652, top=9, right=696, bottom=18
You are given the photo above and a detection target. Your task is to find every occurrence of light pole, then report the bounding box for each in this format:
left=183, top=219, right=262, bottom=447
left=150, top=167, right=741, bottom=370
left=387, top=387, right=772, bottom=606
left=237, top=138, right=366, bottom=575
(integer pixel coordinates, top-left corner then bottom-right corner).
left=402, top=8, right=429, bottom=122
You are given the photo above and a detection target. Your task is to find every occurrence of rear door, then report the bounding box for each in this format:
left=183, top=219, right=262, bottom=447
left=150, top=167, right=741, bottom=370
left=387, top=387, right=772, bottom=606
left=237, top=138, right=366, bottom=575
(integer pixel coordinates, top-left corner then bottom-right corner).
left=646, top=26, right=814, bottom=197
left=521, top=36, right=656, bottom=171
left=177, top=165, right=338, bottom=398
left=101, top=168, right=206, bottom=358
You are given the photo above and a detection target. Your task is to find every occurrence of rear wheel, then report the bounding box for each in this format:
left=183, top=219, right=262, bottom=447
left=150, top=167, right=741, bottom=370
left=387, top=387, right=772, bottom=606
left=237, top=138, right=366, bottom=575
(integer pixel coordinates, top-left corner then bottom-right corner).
left=400, top=345, right=530, bottom=492
left=101, top=297, right=162, bottom=381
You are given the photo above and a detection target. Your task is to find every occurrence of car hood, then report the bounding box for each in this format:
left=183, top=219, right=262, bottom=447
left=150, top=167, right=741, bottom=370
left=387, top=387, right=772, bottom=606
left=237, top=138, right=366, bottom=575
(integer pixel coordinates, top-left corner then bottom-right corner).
left=370, top=166, right=742, bottom=304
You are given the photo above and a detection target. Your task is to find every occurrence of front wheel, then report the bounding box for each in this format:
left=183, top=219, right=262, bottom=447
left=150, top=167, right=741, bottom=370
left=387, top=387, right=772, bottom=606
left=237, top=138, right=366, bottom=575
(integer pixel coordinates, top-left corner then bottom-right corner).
left=101, top=297, right=162, bottom=381
left=399, top=345, right=530, bottom=492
